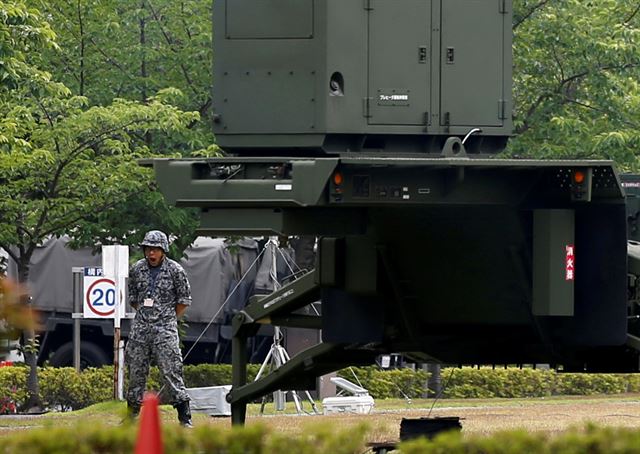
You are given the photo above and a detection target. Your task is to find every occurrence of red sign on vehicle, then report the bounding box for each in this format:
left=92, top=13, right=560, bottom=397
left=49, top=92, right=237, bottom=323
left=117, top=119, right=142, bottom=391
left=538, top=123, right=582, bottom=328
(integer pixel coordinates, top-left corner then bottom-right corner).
left=565, top=245, right=575, bottom=281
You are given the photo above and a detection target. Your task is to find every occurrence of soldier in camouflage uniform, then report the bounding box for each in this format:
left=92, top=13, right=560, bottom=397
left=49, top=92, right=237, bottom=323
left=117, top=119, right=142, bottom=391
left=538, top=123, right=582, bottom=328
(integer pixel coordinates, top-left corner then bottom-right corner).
left=125, top=230, right=193, bottom=427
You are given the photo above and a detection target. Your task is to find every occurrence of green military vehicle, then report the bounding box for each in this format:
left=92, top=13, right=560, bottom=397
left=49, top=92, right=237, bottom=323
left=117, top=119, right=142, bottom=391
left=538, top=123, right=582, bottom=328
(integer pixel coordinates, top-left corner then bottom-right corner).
left=151, top=0, right=638, bottom=424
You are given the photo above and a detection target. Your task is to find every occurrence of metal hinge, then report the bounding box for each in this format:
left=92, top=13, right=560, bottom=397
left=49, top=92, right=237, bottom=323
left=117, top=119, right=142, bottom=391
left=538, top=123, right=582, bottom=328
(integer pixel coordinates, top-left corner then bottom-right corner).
left=499, top=0, right=509, bottom=13
left=499, top=100, right=507, bottom=119
left=364, top=0, right=373, bottom=11
left=363, top=97, right=372, bottom=118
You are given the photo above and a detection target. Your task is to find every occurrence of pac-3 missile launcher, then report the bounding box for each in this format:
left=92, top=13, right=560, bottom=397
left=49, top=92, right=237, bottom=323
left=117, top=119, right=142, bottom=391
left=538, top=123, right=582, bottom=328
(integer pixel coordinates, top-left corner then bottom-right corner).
left=151, top=0, right=638, bottom=425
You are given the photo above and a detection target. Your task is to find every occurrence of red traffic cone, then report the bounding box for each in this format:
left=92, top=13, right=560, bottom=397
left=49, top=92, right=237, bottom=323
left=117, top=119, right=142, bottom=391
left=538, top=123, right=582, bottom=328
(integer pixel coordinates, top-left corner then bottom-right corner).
left=134, top=392, right=164, bottom=454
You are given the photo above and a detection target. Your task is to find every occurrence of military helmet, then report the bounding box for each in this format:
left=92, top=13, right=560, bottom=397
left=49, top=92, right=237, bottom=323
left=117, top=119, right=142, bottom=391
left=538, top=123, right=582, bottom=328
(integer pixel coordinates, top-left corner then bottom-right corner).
left=140, top=230, right=169, bottom=253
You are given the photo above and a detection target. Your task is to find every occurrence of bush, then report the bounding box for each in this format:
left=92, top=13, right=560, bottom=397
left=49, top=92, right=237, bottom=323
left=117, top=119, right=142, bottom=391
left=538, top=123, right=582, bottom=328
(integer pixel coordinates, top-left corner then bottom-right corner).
left=6, top=418, right=640, bottom=453
left=442, top=368, right=555, bottom=398
left=338, top=366, right=429, bottom=399
left=400, top=424, right=640, bottom=453
left=1, top=363, right=640, bottom=412
left=0, top=366, right=27, bottom=413
left=554, top=373, right=628, bottom=395
left=0, top=421, right=369, bottom=454
left=182, top=363, right=262, bottom=387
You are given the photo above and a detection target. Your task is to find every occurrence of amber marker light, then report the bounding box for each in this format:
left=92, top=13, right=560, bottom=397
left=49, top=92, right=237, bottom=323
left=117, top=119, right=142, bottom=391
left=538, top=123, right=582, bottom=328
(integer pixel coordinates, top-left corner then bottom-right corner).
left=573, top=170, right=585, bottom=184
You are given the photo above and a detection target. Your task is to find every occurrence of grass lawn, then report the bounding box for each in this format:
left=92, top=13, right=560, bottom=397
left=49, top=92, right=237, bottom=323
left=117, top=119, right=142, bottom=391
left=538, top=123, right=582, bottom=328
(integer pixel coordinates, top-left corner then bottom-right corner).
left=2, top=394, right=640, bottom=441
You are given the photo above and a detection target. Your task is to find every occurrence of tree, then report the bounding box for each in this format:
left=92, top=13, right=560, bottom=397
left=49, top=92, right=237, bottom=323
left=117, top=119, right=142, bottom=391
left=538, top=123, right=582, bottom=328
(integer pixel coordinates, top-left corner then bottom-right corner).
left=1, top=0, right=60, bottom=411
left=0, top=0, right=56, bottom=90
left=0, top=92, right=200, bottom=278
left=1, top=1, right=200, bottom=410
left=509, top=0, right=640, bottom=169
left=33, top=0, right=216, bottom=251
left=34, top=0, right=215, bottom=153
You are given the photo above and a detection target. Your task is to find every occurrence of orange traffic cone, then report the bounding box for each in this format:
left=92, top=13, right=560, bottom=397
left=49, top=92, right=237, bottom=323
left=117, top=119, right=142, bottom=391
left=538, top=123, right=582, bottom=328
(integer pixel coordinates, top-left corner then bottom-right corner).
left=134, top=392, right=163, bottom=454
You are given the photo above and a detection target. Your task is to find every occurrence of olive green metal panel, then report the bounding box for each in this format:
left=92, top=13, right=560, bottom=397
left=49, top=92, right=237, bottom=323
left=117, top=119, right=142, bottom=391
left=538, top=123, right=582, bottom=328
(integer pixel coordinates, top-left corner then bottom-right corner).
left=318, top=238, right=344, bottom=287
left=212, top=0, right=319, bottom=136
left=324, top=0, right=368, bottom=133
left=226, top=0, right=314, bottom=39
left=152, top=158, right=338, bottom=208
left=152, top=157, right=625, bottom=210
left=344, top=236, right=377, bottom=295
left=532, top=210, right=575, bottom=316
left=368, top=0, right=430, bottom=126
left=212, top=0, right=513, bottom=153
left=217, top=70, right=317, bottom=133
left=440, top=0, right=507, bottom=127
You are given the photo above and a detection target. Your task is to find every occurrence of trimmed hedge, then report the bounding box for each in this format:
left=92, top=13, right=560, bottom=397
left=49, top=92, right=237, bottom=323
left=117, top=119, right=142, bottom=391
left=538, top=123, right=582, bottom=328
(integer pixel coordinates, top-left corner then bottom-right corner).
left=440, top=367, right=631, bottom=399
left=2, top=419, right=640, bottom=452
left=400, top=424, right=640, bottom=453
left=0, top=364, right=264, bottom=411
left=337, top=366, right=429, bottom=399
left=0, top=421, right=370, bottom=454
left=2, top=364, right=640, bottom=411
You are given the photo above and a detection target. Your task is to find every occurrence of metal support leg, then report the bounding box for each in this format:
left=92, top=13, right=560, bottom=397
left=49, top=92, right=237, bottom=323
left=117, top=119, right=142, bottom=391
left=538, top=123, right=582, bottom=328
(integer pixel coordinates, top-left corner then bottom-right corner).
left=231, top=333, right=248, bottom=425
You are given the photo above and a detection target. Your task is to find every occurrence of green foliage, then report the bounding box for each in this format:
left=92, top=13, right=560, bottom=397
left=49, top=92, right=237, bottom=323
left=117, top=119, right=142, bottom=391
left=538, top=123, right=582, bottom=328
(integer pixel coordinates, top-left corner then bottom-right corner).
left=443, top=368, right=555, bottom=399
left=338, top=366, right=429, bottom=399
left=554, top=373, right=628, bottom=396
left=0, top=85, right=201, bottom=262
left=8, top=415, right=640, bottom=454
left=182, top=363, right=261, bottom=388
left=344, top=366, right=640, bottom=400
left=0, top=365, right=27, bottom=408
left=34, top=0, right=216, bottom=155
left=624, top=373, right=640, bottom=392
left=0, top=0, right=57, bottom=90
left=2, top=365, right=640, bottom=412
left=401, top=425, right=640, bottom=453
left=0, top=0, right=218, bottom=272
left=0, top=420, right=368, bottom=454
left=39, top=367, right=93, bottom=411
left=510, top=1, right=640, bottom=168
left=442, top=367, right=634, bottom=399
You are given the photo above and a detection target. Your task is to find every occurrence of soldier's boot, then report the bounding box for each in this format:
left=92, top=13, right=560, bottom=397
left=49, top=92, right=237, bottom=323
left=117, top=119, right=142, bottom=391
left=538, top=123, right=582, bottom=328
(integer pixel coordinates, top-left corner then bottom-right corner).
left=175, top=400, right=193, bottom=428
left=126, top=401, right=140, bottom=422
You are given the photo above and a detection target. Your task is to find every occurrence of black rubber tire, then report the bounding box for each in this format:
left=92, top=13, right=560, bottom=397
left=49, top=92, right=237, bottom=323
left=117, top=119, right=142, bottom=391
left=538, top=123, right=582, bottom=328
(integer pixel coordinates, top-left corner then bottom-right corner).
left=48, top=341, right=110, bottom=368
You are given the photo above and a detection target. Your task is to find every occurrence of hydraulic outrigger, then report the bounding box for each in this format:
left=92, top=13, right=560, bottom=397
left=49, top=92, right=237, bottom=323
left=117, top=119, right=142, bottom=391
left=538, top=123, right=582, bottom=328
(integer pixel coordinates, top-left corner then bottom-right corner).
left=228, top=269, right=379, bottom=424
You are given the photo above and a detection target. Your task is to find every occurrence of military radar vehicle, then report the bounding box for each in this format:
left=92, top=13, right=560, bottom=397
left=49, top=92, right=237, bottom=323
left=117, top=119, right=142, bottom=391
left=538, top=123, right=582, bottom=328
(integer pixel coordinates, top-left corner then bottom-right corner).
left=151, top=0, right=638, bottom=424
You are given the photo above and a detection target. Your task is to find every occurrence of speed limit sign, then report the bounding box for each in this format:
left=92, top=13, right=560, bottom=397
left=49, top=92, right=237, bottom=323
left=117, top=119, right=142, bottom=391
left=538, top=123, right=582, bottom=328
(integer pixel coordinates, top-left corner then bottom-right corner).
left=83, top=267, right=120, bottom=319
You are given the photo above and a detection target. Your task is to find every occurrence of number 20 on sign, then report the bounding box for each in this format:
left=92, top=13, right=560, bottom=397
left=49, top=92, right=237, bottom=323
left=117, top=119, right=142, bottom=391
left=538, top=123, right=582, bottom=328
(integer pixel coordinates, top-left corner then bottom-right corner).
left=83, top=267, right=118, bottom=318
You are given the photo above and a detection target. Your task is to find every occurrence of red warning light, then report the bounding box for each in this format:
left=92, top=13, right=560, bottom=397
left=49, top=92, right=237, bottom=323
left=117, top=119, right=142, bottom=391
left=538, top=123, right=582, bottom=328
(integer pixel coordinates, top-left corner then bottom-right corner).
left=573, top=170, right=585, bottom=184
left=333, top=172, right=344, bottom=186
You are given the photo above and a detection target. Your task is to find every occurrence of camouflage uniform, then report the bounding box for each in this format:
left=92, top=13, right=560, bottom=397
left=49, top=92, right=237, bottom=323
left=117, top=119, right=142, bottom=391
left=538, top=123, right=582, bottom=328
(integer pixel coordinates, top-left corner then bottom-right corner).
left=125, top=232, right=192, bottom=412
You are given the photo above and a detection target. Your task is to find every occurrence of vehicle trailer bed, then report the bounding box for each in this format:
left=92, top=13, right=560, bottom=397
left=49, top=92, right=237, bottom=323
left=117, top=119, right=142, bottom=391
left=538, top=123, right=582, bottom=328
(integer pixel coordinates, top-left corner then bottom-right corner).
left=152, top=156, right=633, bottom=424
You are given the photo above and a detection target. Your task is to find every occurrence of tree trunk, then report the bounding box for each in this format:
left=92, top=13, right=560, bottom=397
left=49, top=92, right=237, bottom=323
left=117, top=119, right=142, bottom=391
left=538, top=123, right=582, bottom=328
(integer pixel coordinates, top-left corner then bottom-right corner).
left=17, top=261, right=42, bottom=413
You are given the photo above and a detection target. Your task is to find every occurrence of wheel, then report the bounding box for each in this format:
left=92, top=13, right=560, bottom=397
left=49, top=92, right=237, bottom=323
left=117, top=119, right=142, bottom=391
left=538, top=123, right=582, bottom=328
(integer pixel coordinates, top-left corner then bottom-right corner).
left=48, top=342, right=110, bottom=368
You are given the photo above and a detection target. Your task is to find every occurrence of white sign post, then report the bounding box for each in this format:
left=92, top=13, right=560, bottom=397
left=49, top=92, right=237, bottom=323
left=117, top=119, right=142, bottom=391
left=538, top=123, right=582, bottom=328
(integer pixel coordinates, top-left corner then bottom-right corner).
left=102, top=245, right=129, bottom=401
